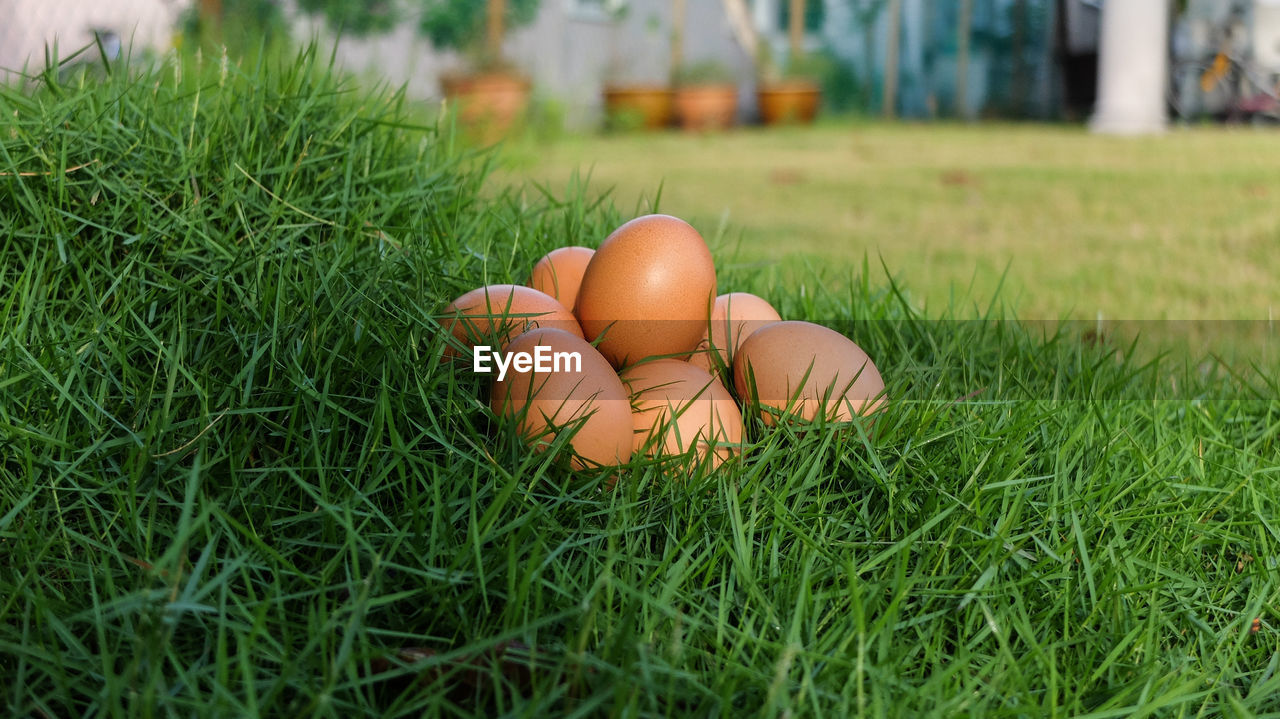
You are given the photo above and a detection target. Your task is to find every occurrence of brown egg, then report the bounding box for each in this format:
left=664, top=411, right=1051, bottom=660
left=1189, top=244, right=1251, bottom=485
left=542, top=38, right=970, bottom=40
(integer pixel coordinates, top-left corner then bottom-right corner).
left=490, top=328, right=633, bottom=470
left=528, top=246, right=595, bottom=311
left=688, top=292, right=782, bottom=374
left=575, top=215, right=717, bottom=368
left=441, top=284, right=582, bottom=355
left=621, top=359, right=743, bottom=469
left=733, top=321, right=886, bottom=424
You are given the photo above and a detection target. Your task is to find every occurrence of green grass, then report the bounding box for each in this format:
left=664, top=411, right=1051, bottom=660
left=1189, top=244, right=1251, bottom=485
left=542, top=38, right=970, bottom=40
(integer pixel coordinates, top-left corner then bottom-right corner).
left=3, top=47, right=1280, bottom=717
left=497, top=122, right=1280, bottom=323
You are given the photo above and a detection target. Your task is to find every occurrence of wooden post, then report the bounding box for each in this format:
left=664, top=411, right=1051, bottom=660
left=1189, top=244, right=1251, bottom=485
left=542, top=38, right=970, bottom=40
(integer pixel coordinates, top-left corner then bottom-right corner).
left=487, top=0, right=505, bottom=63
left=883, top=0, right=900, bottom=118
left=860, top=2, right=876, bottom=109
left=789, top=0, right=805, bottom=62
left=956, top=0, right=971, bottom=117
left=670, top=0, right=686, bottom=82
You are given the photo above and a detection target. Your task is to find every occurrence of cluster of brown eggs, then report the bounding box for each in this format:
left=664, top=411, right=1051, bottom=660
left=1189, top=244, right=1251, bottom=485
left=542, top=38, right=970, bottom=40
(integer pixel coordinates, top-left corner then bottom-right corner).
left=441, top=214, right=886, bottom=472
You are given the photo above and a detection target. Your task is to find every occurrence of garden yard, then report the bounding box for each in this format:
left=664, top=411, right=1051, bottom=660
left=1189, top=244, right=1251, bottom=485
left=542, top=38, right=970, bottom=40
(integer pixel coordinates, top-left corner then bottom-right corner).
left=2, top=48, right=1279, bottom=717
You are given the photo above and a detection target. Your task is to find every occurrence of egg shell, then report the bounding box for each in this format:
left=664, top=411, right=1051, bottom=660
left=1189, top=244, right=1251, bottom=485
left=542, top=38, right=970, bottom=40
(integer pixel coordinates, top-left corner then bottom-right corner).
left=441, top=284, right=583, bottom=355
left=733, top=321, right=886, bottom=424
left=490, top=328, right=633, bottom=470
left=621, top=359, right=743, bottom=469
left=688, top=292, right=782, bottom=374
left=528, top=246, right=595, bottom=311
left=575, top=215, right=717, bottom=368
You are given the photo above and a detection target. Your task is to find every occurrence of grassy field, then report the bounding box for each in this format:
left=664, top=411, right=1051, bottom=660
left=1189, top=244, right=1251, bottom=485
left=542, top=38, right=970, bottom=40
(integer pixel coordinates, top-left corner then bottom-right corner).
left=498, top=122, right=1280, bottom=324
left=2, top=49, right=1279, bottom=717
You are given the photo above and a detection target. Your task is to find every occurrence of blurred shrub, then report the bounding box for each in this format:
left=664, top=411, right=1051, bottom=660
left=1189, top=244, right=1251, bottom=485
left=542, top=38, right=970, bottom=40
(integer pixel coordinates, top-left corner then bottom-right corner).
left=295, top=0, right=399, bottom=35
left=797, top=47, right=868, bottom=116
left=182, top=0, right=289, bottom=54
left=673, top=59, right=737, bottom=86
left=418, top=0, right=540, bottom=61
left=525, top=92, right=568, bottom=143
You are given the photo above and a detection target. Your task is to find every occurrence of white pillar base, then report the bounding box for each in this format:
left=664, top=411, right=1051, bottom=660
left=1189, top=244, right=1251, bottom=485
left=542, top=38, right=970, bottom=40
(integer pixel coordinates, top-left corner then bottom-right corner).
left=1090, top=0, right=1170, bottom=135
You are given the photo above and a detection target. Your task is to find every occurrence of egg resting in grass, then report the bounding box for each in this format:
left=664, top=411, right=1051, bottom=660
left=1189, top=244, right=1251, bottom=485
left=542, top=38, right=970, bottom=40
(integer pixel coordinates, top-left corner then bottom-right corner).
left=490, top=328, right=633, bottom=469
left=733, top=321, right=886, bottom=424
left=688, top=292, right=782, bottom=375
left=441, top=284, right=582, bottom=356
left=574, top=215, right=716, bottom=368
left=527, top=246, right=595, bottom=311
left=621, top=358, right=743, bottom=469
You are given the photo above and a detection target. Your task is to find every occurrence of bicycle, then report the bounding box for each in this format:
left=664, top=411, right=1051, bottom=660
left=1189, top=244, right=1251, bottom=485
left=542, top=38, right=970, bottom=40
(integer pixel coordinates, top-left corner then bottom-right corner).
left=1169, top=48, right=1280, bottom=123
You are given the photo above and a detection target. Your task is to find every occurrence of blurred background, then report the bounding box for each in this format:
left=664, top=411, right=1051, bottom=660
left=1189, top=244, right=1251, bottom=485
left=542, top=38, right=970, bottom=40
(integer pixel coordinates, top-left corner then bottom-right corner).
left=4, top=0, right=1279, bottom=126
left=3, top=0, right=1278, bottom=338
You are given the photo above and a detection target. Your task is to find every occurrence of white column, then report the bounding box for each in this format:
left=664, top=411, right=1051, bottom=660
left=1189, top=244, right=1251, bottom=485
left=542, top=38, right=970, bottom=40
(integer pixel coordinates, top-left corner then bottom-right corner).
left=1089, top=0, right=1170, bottom=135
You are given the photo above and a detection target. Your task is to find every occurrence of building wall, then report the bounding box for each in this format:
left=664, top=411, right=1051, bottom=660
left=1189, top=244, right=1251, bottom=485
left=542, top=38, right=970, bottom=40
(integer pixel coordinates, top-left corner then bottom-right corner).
left=1062, top=0, right=1099, bottom=55
left=0, top=0, right=190, bottom=83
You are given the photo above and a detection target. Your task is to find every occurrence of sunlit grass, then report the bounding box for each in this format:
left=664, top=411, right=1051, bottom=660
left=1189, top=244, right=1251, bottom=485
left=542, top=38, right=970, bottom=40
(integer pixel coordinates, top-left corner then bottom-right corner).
left=2, top=47, right=1279, bottom=717
left=498, top=122, right=1280, bottom=326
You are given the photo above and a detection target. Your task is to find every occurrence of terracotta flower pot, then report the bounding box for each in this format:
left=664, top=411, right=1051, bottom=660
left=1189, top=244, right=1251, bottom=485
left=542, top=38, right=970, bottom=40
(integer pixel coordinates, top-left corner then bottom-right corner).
left=757, top=80, right=821, bottom=125
left=673, top=85, right=738, bottom=131
left=440, top=72, right=531, bottom=140
left=602, top=85, right=673, bottom=130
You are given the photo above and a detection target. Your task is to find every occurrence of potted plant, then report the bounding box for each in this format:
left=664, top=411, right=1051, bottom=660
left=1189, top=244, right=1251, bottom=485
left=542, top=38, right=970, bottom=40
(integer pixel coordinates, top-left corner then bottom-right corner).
left=600, top=6, right=672, bottom=131
left=755, top=0, right=822, bottom=125
left=757, top=55, right=823, bottom=126
left=291, top=0, right=539, bottom=138
left=672, top=60, right=739, bottom=131
left=603, top=83, right=674, bottom=131
left=420, top=0, right=541, bottom=138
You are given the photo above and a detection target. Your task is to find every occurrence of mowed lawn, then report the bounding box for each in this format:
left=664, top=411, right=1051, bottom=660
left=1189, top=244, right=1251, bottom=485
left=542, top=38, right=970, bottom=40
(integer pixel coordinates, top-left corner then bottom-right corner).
left=499, top=122, right=1280, bottom=322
